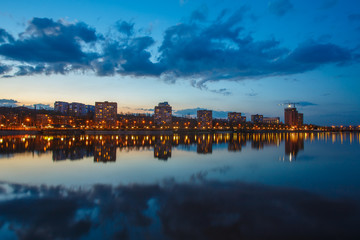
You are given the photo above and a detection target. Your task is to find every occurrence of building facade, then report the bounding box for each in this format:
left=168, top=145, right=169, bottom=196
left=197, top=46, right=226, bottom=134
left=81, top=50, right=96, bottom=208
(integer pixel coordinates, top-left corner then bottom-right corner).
left=85, top=105, right=95, bottom=114
left=154, top=102, right=172, bottom=125
left=54, top=101, right=69, bottom=114
left=68, top=102, right=86, bottom=116
left=228, top=112, right=246, bottom=124
left=263, top=117, right=280, bottom=124
left=284, top=107, right=303, bottom=126
left=95, top=101, right=117, bottom=128
left=197, top=110, right=213, bottom=128
left=251, top=114, right=263, bottom=123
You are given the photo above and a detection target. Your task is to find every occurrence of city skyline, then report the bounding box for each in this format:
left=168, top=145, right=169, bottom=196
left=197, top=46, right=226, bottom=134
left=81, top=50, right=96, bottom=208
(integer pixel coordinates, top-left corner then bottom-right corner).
left=1, top=0, right=359, bottom=126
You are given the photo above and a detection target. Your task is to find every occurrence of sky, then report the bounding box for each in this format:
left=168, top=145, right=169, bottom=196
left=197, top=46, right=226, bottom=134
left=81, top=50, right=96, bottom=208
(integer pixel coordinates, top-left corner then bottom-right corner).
left=0, top=0, right=359, bottom=125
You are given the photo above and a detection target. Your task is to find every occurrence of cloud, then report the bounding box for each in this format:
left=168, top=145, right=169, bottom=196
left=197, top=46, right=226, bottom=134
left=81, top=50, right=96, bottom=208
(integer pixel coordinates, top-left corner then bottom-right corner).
left=135, top=107, right=154, bottom=112
left=210, top=88, right=231, bottom=96
left=116, top=20, right=135, bottom=36
left=281, top=101, right=317, bottom=107
left=32, top=104, right=54, bottom=110
left=0, top=181, right=359, bottom=239
left=0, top=17, right=99, bottom=74
left=14, top=65, right=45, bottom=76
left=348, top=13, right=360, bottom=22
left=0, top=64, right=12, bottom=74
left=93, top=35, right=164, bottom=77
left=174, top=107, right=229, bottom=118
left=268, top=0, right=293, bottom=17
left=0, top=28, right=14, bottom=43
left=297, top=101, right=318, bottom=107
left=0, top=99, right=18, bottom=107
left=0, top=11, right=356, bottom=90
left=0, top=99, right=52, bottom=109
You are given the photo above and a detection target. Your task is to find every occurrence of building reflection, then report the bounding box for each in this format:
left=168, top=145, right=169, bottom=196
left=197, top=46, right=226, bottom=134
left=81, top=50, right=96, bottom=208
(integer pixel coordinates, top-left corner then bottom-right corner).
left=0, top=132, right=355, bottom=161
left=154, top=136, right=172, bottom=160
left=94, top=136, right=116, bottom=163
left=52, top=136, right=93, bottom=161
left=228, top=133, right=246, bottom=151
left=197, top=134, right=212, bottom=154
left=284, top=133, right=304, bottom=160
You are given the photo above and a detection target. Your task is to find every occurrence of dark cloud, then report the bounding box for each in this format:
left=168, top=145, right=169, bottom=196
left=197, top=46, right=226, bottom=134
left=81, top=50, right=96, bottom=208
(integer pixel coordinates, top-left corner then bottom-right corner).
left=0, top=17, right=99, bottom=75
left=0, top=64, right=12, bottom=74
left=0, top=99, right=18, bottom=107
left=0, top=11, right=356, bottom=89
left=0, top=28, right=14, bottom=43
left=348, top=13, right=360, bottom=22
left=210, top=88, right=231, bottom=96
left=297, top=101, right=318, bottom=107
left=116, top=20, right=135, bottom=36
left=295, top=42, right=351, bottom=63
left=93, top=35, right=163, bottom=77
left=15, top=65, right=45, bottom=76
left=0, top=181, right=359, bottom=240
left=0, top=99, right=52, bottom=109
left=268, top=0, right=293, bottom=17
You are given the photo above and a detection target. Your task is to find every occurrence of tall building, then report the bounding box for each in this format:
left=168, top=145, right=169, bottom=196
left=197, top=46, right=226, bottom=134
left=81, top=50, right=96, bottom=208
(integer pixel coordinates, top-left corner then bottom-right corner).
left=197, top=110, right=212, bottom=128
left=263, top=117, right=280, bottom=124
left=228, top=112, right=246, bottom=124
left=54, top=101, right=69, bottom=114
left=154, top=102, right=172, bottom=125
left=68, top=102, right=86, bottom=116
left=284, top=106, right=303, bottom=126
left=95, top=101, right=117, bottom=127
left=251, top=114, right=263, bottom=123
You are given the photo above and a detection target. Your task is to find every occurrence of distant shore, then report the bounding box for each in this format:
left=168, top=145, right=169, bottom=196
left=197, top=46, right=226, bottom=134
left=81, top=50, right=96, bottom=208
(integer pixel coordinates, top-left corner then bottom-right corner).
left=1, top=128, right=359, bottom=136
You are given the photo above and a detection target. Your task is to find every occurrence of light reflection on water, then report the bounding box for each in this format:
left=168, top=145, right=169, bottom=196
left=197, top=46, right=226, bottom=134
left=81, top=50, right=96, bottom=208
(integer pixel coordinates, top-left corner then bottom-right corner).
left=0, top=132, right=360, bottom=239
left=0, top=132, right=358, bottom=195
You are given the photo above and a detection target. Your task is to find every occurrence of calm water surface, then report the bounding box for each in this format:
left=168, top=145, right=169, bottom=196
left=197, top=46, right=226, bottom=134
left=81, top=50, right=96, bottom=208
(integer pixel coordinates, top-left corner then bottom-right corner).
left=0, top=132, right=359, bottom=239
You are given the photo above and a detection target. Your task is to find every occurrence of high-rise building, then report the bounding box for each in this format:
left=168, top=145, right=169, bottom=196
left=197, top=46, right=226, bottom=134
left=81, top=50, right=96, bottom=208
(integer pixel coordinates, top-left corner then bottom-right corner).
left=228, top=112, right=245, bottom=124
left=197, top=110, right=212, bottom=128
left=69, top=102, right=86, bottom=116
left=284, top=107, right=297, bottom=125
left=263, top=117, right=280, bottom=124
left=251, top=114, right=263, bottom=123
left=284, top=106, right=303, bottom=126
left=54, top=101, right=69, bottom=114
left=154, top=102, right=172, bottom=125
left=95, top=101, right=117, bottom=127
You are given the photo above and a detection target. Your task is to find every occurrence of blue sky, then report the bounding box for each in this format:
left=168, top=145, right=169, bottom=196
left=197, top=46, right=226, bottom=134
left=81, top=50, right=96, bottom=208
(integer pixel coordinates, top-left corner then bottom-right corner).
left=0, top=0, right=359, bottom=125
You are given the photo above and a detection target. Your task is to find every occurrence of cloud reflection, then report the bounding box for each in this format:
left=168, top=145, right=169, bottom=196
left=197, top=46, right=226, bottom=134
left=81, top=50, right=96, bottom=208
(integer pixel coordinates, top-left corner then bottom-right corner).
left=0, top=180, right=359, bottom=240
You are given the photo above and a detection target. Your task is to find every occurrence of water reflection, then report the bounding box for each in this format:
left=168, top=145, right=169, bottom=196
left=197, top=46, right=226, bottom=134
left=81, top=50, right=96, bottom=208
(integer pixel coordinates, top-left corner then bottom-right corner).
left=154, top=136, right=171, bottom=160
left=0, top=132, right=357, bottom=162
left=285, top=133, right=304, bottom=160
left=197, top=134, right=212, bottom=154
left=0, top=180, right=358, bottom=240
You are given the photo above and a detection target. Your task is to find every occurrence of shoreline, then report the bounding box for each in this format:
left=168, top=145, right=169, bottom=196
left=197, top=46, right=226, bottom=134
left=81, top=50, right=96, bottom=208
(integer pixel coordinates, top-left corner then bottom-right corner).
left=1, top=129, right=359, bottom=136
